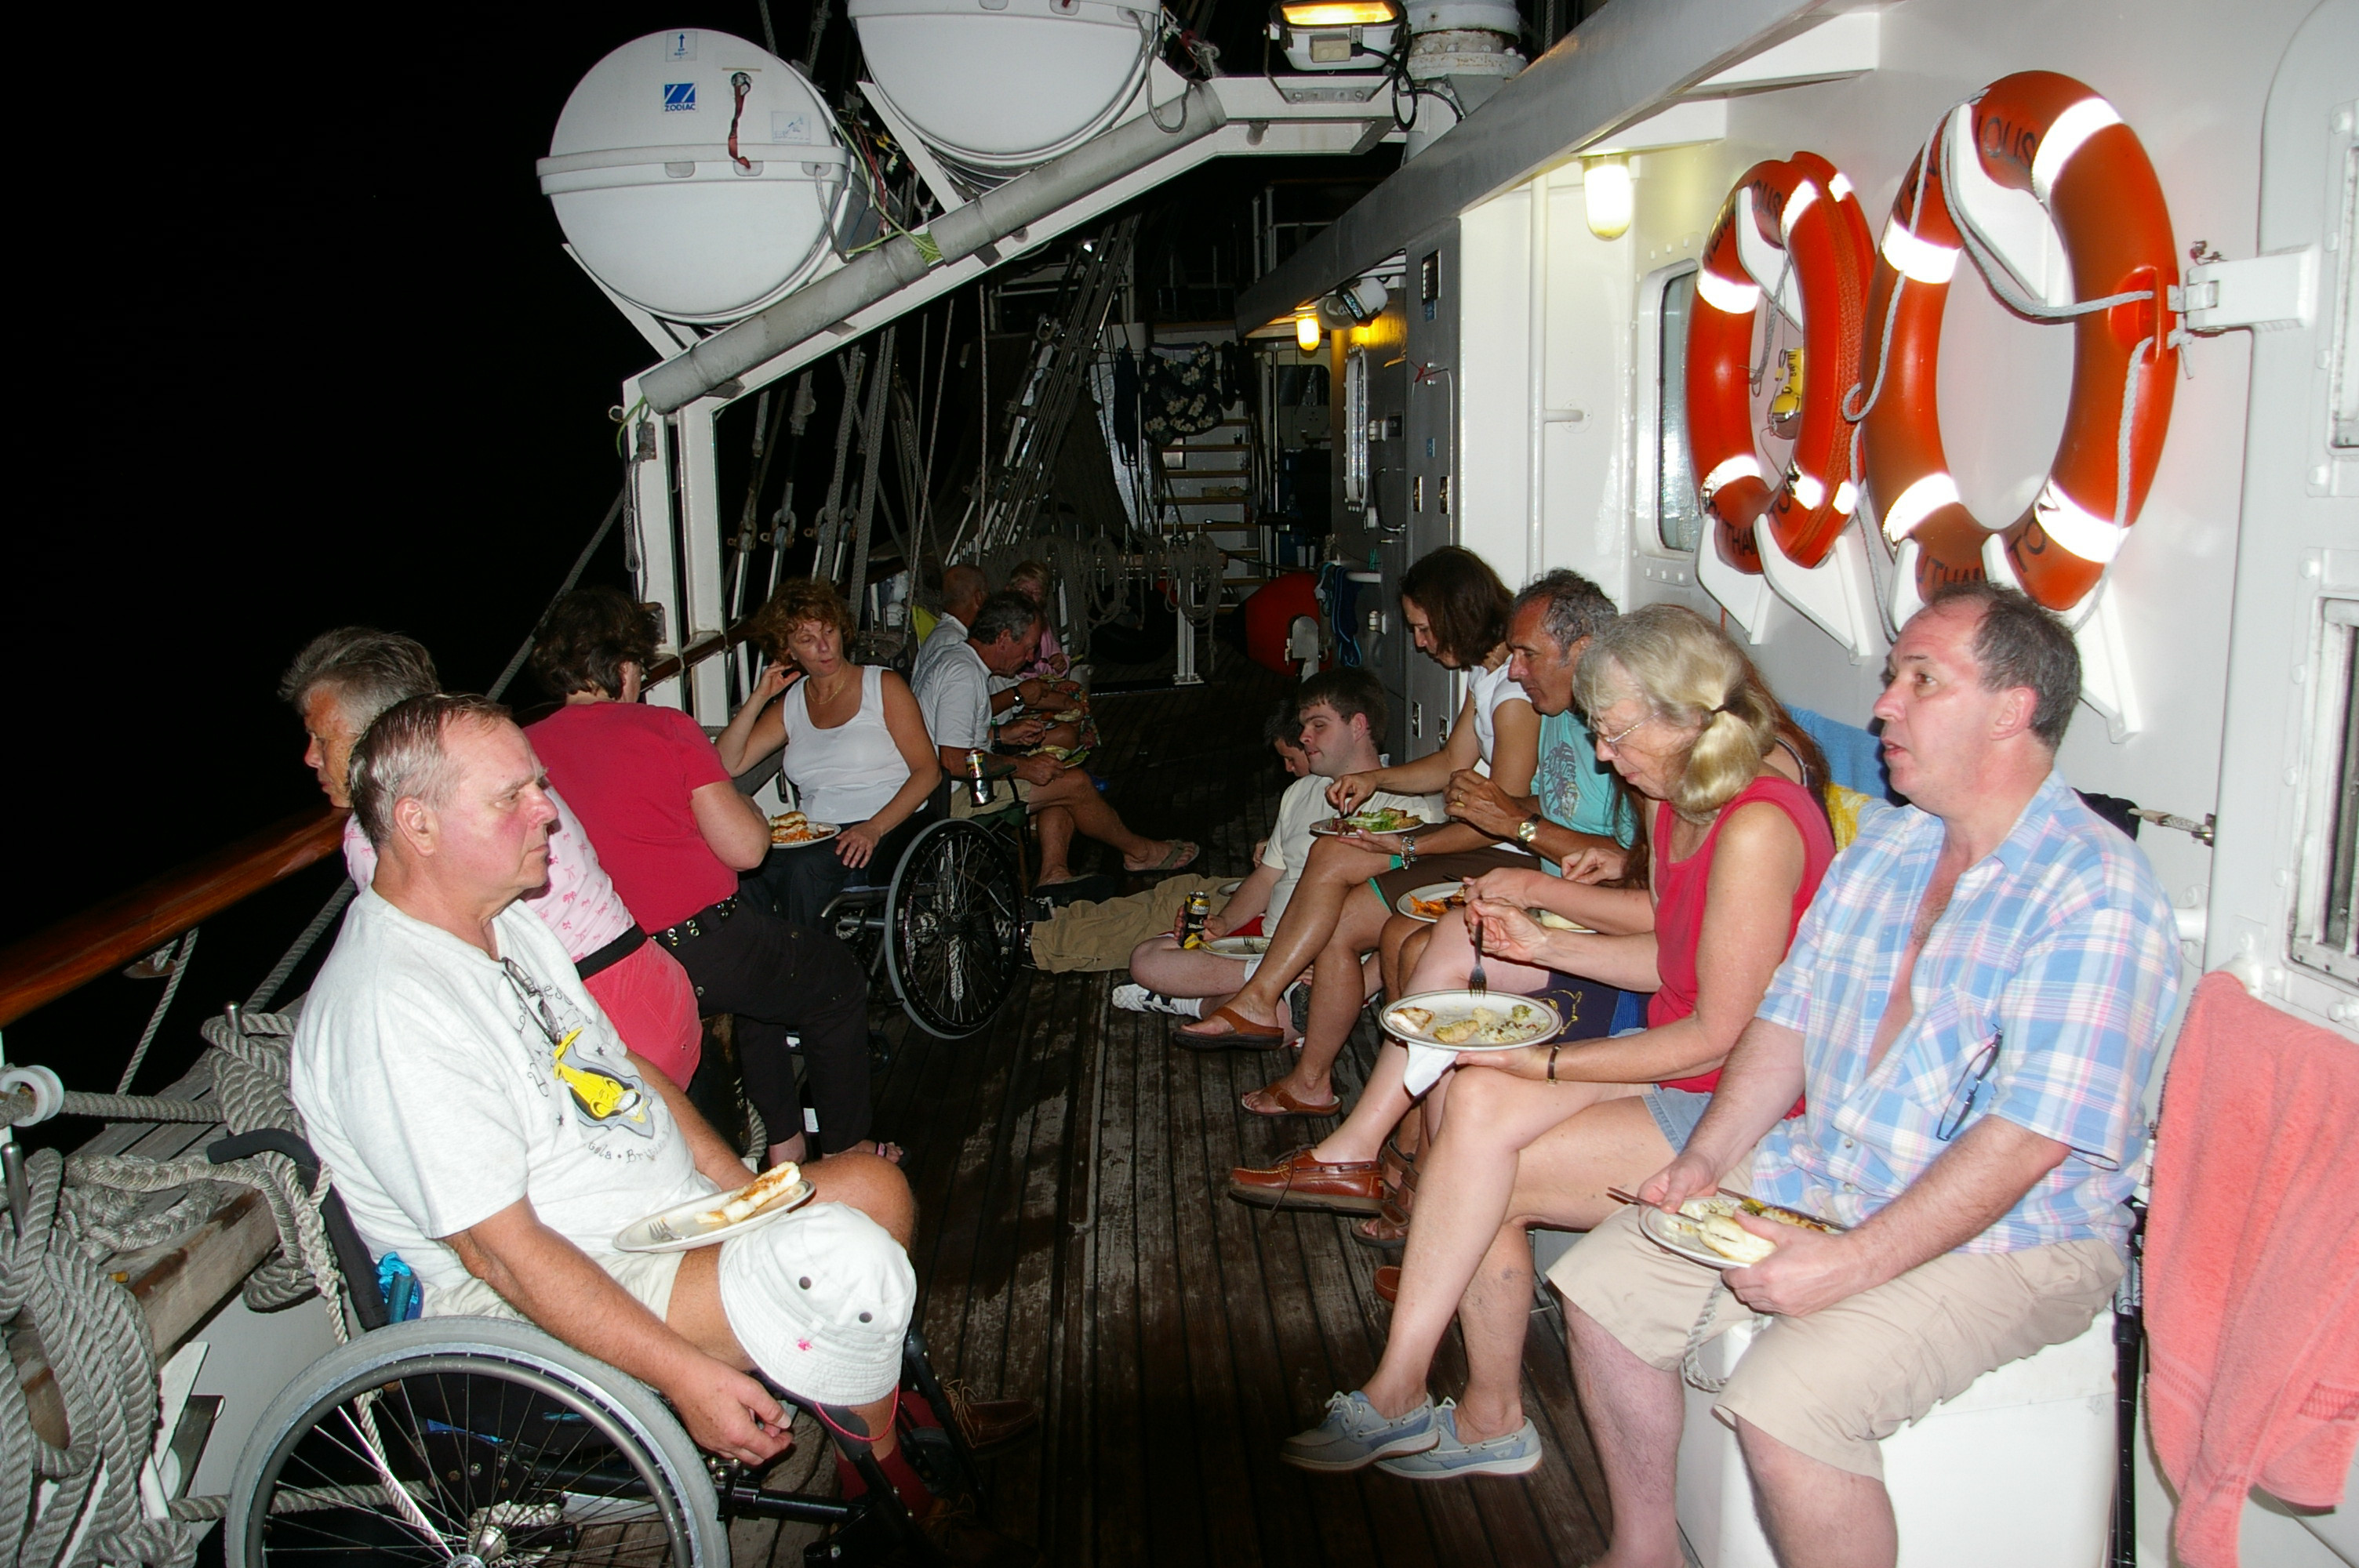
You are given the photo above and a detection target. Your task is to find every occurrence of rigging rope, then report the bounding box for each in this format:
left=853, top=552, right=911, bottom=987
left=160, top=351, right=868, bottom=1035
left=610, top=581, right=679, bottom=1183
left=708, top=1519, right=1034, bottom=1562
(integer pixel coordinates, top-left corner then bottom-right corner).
left=116, top=931, right=198, bottom=1096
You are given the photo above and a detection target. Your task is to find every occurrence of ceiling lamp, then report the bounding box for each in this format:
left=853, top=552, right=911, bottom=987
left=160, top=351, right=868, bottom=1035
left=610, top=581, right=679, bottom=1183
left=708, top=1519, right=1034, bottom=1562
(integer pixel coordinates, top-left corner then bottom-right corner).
left=1270, top=0, right=1402, bottom=72
left=1296, top=312, right=1323, bottom=351
left=1583, top=154, right=1634, bottom=241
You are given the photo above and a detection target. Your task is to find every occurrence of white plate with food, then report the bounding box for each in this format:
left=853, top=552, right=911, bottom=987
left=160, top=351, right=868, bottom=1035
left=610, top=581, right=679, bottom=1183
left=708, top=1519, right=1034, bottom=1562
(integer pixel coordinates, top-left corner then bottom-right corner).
left=1637, top=1194, right=1839, bottom=1271
left=1381, top=989, right=1562, bottom=1049
left=1394, top=882, right=1466, bottom=922
left=769, top=812, right=841, bottom=850
left=1310, top=808, right=1435, bottom=838
left=614, top=1163, right=817, bottom=1254
left=1204, top=935, right=1271, bottom=956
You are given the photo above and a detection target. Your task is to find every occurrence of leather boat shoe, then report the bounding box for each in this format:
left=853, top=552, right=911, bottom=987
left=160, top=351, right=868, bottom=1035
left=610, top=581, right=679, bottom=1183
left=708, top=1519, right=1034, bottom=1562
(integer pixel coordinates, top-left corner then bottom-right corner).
left=940, top=1381, right=1042, bottom=1454
left=1227, top=1145, right=1383, bottom=1214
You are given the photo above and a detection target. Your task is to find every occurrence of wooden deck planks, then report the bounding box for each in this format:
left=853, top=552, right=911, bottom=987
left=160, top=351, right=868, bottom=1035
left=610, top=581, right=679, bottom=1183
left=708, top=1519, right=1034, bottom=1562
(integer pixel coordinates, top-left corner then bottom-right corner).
left=852, top=662, right=1616, bottom=1567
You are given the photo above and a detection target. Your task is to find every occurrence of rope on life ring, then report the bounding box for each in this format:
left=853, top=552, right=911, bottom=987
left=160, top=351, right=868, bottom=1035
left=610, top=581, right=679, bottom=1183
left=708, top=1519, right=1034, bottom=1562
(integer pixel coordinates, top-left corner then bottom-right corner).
left=1856, top=71, right=2181, bottom=620
left=1686, top=153, right=1873, bottom=575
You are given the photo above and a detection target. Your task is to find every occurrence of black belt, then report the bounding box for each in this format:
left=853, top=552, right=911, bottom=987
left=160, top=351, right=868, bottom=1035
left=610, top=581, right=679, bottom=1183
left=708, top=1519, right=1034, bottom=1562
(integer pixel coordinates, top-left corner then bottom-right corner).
left=653, top=895, right=740, bottom=950
left=574, top=923, right=648, bottom=982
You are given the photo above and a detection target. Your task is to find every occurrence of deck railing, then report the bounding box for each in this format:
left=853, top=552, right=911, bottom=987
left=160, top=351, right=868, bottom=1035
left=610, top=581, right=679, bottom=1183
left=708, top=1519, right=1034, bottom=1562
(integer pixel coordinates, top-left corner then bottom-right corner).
left=0, top=615, right=768, bottom=1029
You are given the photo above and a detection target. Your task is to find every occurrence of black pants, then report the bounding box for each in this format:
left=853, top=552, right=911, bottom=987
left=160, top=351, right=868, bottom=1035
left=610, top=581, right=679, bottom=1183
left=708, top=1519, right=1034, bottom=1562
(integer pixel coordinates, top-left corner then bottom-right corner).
left=751, top=802, right=936, bottom=928
left=668, top=901, right=873, bottom=1155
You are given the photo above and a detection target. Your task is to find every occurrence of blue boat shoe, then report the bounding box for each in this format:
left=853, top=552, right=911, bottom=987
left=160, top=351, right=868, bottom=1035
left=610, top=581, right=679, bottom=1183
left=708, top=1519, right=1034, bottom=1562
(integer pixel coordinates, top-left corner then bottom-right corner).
left=1374, top=1400, right=1543, bottom=1479
left=1278, top=1390, right=1438, bottom=1472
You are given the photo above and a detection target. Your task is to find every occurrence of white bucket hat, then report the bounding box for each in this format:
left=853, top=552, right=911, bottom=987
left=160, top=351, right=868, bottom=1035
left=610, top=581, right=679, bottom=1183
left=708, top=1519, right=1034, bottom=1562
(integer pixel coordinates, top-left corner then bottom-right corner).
left=716, top=1203, right=915, bottom=1406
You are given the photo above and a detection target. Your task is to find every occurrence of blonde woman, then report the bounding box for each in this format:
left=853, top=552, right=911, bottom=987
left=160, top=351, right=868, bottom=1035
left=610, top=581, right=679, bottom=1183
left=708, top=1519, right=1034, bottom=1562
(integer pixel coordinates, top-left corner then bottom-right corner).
left=1278, top=603, right=1837, bottom=1477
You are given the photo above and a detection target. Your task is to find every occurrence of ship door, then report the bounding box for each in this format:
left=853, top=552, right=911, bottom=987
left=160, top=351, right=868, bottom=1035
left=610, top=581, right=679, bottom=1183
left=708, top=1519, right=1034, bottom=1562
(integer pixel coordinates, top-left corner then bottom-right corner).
left=2206, top=2, right=2359, bottom=1034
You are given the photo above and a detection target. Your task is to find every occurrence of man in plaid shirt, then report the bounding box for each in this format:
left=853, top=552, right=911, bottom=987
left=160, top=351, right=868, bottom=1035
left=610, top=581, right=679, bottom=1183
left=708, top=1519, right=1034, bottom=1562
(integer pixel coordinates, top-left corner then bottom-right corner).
left=1552, top=583, right=2180, bottom=1568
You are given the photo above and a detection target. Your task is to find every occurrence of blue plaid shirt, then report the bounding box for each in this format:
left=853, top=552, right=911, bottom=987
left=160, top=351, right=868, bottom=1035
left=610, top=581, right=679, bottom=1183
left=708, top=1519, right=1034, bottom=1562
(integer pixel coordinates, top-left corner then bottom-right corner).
left=1750, top=770, right=2181, bottom=1254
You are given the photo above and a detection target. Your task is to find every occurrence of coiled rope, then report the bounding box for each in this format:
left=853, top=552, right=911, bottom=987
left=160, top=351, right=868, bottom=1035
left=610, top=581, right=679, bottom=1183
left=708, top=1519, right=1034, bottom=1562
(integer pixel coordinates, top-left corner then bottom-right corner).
left=2, top=1007, right=351, bottom=1564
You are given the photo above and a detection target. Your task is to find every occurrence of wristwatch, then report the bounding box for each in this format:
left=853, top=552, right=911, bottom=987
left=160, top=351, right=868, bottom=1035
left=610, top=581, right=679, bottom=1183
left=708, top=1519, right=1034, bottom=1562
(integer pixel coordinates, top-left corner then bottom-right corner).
left=1515, top=816, right=1542, bottom=846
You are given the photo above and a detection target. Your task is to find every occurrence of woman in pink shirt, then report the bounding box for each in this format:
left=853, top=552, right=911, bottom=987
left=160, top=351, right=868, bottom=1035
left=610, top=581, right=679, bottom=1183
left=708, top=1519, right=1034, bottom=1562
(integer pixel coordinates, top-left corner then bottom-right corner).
left=279, top=628, right=701, bottom=1086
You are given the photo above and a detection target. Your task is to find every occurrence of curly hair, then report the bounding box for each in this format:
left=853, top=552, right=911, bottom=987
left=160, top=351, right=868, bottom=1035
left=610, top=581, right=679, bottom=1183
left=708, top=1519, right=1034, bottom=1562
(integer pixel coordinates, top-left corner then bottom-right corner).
left=531, top=586, right=658, bottom=699
left=751, top=578, right=857, bottom=659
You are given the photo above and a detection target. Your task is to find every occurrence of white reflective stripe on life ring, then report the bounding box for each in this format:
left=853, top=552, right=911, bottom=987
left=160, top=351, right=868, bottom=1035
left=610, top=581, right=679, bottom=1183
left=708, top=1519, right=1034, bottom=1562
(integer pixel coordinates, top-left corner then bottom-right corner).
left=1828, top=171, right=1855, bottom=204
left=1779, top=176, right=1820, bottom=242
left=1880, top=219, right=1958, bottom=285
left=1833, top=480, right=1859, bottom=516
left=1696, top=265, right=1761, bottom=315
left=2030, top=97, right=2123, bottom=204
left=1879, top=471, right=1959, bottom=542
left=1699, top=453, right=1761, bottom=499
left=1790, top=472, right=1826, bottom=510
left=2030, top=478, right=2125, bottom=563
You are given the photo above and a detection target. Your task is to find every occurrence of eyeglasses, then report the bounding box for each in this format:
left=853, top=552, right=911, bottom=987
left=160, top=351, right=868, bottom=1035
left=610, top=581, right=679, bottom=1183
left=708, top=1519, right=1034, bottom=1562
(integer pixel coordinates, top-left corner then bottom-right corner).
left=1936, top=1033, right=2001, bottom=1142
left=1595, top=713, right=1652, bottom=751
left=503, top=958, right=570, bottom=1048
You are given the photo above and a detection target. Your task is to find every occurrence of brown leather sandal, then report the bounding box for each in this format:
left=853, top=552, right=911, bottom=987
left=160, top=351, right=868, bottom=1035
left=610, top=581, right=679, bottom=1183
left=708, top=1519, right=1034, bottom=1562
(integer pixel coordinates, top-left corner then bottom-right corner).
left=1241, top=1080, right=1341, bottom=1117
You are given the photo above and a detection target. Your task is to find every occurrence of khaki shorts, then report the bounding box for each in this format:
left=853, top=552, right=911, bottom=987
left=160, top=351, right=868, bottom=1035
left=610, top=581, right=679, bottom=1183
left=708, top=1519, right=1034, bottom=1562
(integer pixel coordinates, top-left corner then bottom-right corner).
left=427, top=1247, right=685, bottom=1324
left=949, top=776, right=1036, bottom=819
left=1548, top=1204, right=2122, bottom=1479
left=1027, top=875, right=1231, bottom=973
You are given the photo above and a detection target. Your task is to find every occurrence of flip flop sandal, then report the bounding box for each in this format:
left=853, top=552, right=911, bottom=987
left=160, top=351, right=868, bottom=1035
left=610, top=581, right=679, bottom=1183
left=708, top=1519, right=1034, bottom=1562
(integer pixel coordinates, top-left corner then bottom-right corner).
left=1241, top=1080, right=1342, bottom=1118
left=1374, top=1265, right=1401, bottom=1305
left=1172, top=1004, right=1289, bottom=1051
left=1140, top=840, right=1199, bottom=873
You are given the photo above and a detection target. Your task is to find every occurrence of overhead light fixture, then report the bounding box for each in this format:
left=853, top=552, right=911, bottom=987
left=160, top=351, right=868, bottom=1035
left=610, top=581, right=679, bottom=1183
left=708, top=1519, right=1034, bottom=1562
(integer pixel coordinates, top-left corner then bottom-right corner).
left=1583, top=154, right=1634, bottom=241
left=1296, top=312, right=1323, bottom=351
left=1270, top=0, right=1401, bottom=71
left=1278, top=0, right=1398, bottom=23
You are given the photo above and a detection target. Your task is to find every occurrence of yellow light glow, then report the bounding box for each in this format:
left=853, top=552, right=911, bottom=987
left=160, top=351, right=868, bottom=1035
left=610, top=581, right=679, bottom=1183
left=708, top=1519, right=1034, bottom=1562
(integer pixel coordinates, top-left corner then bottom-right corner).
left=1279, top=1, right=1398, bottom=26
left=1583, top=154, right=1633, bottom=241
left=1296, top=313, right=1322, bottom=351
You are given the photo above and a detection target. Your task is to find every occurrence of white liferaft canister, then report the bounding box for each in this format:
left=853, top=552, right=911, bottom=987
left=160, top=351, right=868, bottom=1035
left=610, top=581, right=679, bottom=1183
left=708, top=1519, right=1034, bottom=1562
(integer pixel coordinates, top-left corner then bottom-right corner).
left=538, top=29, right=852, bottom=325
left=849, top=0, right=1160, bottom=176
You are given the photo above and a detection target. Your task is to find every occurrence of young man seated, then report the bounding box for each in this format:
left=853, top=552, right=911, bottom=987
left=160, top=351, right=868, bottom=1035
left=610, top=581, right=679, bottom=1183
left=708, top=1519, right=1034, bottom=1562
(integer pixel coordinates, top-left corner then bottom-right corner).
left=1122, top=671, right=1438, bottom=1116
left=292, top=694, right=1037, bottom=1544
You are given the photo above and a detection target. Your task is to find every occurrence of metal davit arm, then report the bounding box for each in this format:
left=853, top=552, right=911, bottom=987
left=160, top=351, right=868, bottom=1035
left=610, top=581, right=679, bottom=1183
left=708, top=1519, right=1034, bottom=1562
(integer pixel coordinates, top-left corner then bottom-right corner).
left=0, top=805, right=347, bottom=1028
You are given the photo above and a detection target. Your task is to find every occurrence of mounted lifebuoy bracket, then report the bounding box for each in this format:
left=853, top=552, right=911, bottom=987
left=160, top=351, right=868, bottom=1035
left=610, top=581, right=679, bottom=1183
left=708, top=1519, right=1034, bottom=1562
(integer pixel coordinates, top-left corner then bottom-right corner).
left=1686, top=153, right=1874, bottom=577
left=1861, top=71, right=2181, bottom=619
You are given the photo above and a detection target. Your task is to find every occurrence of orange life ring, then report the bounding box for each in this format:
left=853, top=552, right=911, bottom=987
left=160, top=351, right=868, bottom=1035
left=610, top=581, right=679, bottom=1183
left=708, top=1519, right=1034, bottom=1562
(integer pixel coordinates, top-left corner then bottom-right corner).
left=1861, top=71, right=2179, bottom=615
left=1686, top=153, right=1873, bottom=575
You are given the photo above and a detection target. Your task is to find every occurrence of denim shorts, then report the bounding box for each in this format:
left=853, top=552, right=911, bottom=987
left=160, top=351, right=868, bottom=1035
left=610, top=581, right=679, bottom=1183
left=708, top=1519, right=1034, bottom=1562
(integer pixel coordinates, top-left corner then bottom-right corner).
left=1642, top=1085, right=1714, bottom=1151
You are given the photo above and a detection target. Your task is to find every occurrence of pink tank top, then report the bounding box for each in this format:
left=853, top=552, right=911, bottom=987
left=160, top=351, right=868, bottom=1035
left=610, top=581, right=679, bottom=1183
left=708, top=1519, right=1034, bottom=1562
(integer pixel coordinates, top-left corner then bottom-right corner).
left=1646, top=773, right=1835, bottom=1094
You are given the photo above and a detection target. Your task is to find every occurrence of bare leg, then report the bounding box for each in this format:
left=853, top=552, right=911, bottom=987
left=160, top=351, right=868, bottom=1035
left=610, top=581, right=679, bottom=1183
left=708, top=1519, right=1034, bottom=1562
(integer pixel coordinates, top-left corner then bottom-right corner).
left=1177, top=836, right=1390, bottom=1036
left=1128, top=937, right=1254, bottom=1000
left=1736, top=1420, right=1899, bottom=1568
left=1303, top=1038, right=1416, bottom=1165
left=1255, top=889, right=1390, bottom=1106
left=1567, top=1301, right=1689, bottom=1568
left=1027, top=769, right=1180, bottom=870
left=1033, top=804, right=1078, bottom=884
left=1379, top=913, right=1427, bottom=997
left=1358, top=1069, right=1634, bottom=1423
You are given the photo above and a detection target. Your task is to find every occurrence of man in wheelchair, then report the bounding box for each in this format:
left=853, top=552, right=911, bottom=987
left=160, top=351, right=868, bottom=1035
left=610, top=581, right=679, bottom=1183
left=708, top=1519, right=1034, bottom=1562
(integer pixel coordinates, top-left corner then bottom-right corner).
left=292, top=692, right=1034, bottom=1537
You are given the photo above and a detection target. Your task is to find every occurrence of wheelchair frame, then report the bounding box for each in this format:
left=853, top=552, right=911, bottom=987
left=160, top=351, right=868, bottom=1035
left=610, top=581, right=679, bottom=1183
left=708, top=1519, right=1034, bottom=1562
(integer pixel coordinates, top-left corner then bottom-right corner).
left=214, top=1130, right=984, bottom=1566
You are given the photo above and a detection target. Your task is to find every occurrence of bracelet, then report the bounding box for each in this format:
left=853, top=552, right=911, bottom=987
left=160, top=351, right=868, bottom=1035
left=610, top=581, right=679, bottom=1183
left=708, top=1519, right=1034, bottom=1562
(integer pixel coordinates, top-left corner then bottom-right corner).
left=1546, top=1044, right=1563, bottom=1083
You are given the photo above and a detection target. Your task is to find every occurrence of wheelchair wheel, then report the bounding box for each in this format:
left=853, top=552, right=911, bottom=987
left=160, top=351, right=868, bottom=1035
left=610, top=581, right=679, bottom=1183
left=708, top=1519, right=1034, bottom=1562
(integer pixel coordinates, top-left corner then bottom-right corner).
left=885, top=817, right=1023, bottom=1040
left=227, top=1316, right=727, bottom=1566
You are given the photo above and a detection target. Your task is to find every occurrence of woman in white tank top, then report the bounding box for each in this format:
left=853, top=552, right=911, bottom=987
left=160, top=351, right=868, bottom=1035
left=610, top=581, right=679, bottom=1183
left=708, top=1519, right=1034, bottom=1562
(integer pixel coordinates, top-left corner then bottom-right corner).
left=718, top=580, right=944, bottom=924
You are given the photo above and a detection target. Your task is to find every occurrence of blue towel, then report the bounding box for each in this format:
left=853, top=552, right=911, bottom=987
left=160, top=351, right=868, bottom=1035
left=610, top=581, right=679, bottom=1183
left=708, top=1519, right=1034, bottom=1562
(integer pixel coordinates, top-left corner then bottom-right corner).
left=1790, top=705, right=1894, bottom=802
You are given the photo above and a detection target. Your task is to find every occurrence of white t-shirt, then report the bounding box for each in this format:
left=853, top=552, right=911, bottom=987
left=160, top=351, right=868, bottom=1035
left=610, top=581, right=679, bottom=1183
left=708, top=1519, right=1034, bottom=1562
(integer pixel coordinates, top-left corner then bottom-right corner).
left=914, top=641, right=993, bottom=752
left=292, top=888, right=711, bottom=1295
left=1258, top=773, right=1443, bottom=927
left=1468, top=659, right=1532, bottom=773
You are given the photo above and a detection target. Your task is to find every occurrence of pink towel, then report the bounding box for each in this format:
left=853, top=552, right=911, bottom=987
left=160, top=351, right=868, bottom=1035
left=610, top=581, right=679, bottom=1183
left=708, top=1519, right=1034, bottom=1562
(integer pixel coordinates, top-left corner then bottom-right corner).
left=2146, top=971, right=2359, bottom=1566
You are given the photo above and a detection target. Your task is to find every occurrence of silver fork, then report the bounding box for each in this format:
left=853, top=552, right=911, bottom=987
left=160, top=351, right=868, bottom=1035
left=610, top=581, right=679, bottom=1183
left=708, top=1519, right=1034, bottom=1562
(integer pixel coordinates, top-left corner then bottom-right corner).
left=1468, top=912, right=1488, bottom=996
